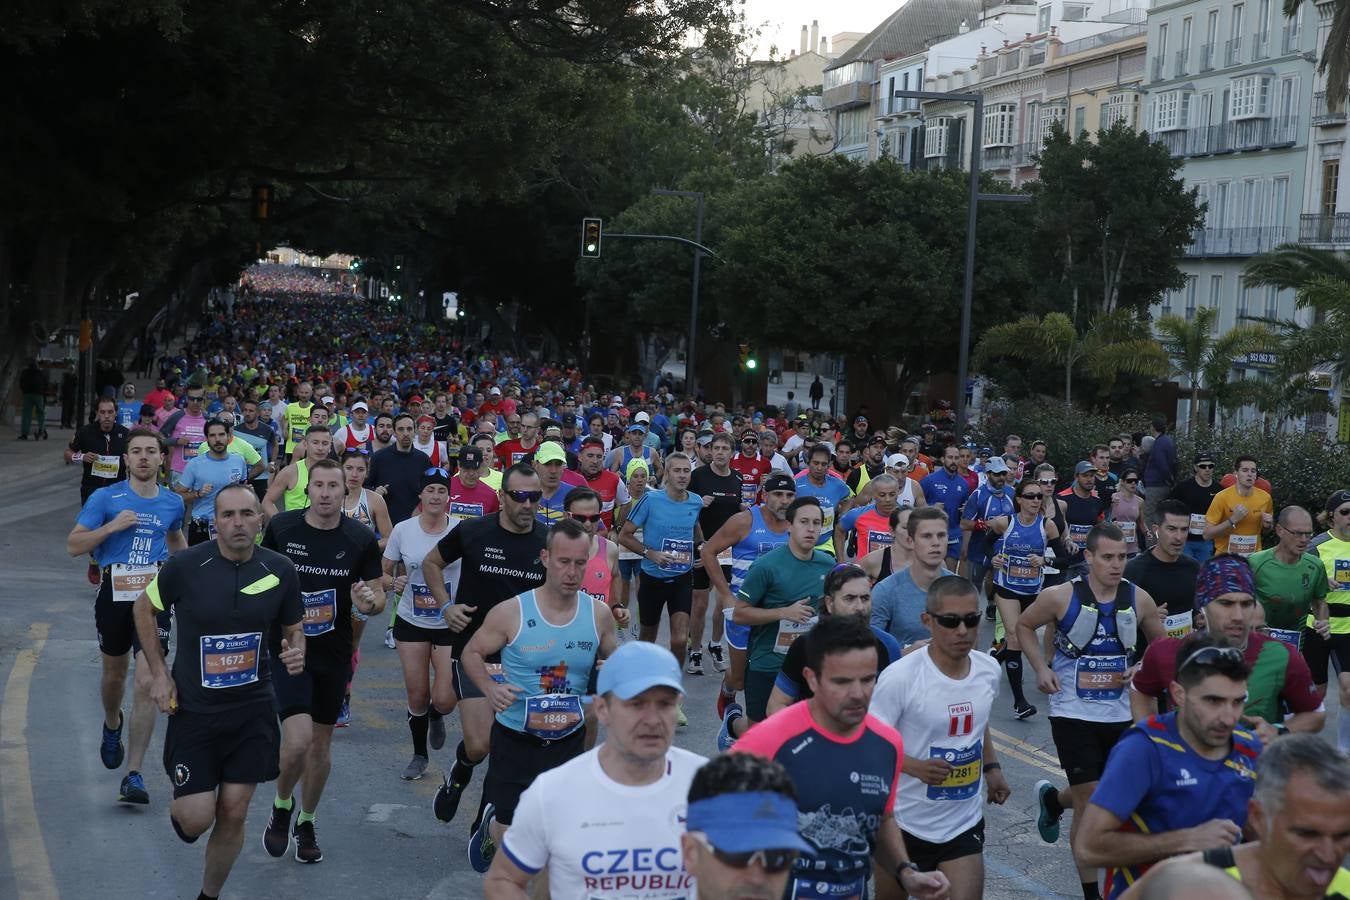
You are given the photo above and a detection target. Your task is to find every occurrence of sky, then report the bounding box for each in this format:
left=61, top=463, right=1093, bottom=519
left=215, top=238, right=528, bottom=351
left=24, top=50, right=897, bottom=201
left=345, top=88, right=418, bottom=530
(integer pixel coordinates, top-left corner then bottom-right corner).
left=741, top=0, right=900, bottom=59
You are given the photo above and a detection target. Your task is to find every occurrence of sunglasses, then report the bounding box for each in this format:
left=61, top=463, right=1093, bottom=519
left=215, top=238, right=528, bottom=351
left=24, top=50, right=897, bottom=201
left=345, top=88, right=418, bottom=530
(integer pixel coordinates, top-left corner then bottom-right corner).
left=1123, top=479, right=1138, bottom=484
left=1038, top=479, right=1057, bottom=487
left=344, top=446, right=371, bottom=455
left=931, top=612, right=983, bottom=629
left=693, top=836, right=798, bottom=874
left=1177, top=644, right=1244, bottom=674
left=186, top=395, right=205, bottom=402
left=506, top=489, right=544, bottom=503
left=570, top=513, right=603, bottom=523
left=1021, top=493, right=1043, bottom=500
left=424, top=467, right=449, bottom=477
left=1195, top=463, right=1215, bottom=469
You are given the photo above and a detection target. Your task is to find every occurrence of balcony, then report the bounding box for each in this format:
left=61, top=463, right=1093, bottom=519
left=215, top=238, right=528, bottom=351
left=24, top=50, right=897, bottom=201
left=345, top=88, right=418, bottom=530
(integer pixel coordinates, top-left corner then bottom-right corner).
left=1312, top=92, right=1346, bottom=126
left=880, top=95, right=922, bottom=117
left=1174, top=49, right=1189, bottom=77
left=1183, top=226, right=1289, bottom=257
left=1225, top=36, right=1243, bottom=66
left=822, top=79, right=872, bottom=110
left=1156, top=116, right=1299, bottom=157
left=1102, top=7, right=1147, bottom=24
left=1252, top=31, right=1271, bottom=60
left=1199, top=42, right=1215, bottom=71
left=981, top=143, right=1039, bottom=171
left=1059, top=23, right=1146, bottom=56
left=1299, top=213, right=1350, bottom=245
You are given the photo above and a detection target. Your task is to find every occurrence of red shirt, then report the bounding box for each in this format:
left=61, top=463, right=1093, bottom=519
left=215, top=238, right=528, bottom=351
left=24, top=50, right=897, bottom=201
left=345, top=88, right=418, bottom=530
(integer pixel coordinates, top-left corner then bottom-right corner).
left=494, top=438, right=539, bottom=470
left=581, top=469, right=625, bottom=529
left=730, top=453, right=769, bottom=506
left=449, top=476, right=500, bottom=520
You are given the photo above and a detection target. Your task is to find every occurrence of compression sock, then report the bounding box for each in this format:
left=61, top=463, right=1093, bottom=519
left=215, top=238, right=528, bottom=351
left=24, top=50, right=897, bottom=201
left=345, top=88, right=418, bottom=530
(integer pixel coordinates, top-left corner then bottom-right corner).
left=1081, top=881, right=1100, bottom=900
left=297, top=810, right=316, bottom=826
left=1339, top=709, right=1350, bottom=753
left=1004, top=650, right=1028, bottom=707
left=274, top=794, right=293, bottom=811
left=451, top=740, right=480, bottom=785
left=408, top=709, right=429, bottom=757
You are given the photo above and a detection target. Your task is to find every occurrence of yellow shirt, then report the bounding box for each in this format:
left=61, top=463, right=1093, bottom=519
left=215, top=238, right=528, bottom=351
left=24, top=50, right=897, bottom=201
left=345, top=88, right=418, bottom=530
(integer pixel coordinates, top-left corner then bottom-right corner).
left=1205, top=485, right=1272, bottom=556
left=479, top=466, right=502, bottom=491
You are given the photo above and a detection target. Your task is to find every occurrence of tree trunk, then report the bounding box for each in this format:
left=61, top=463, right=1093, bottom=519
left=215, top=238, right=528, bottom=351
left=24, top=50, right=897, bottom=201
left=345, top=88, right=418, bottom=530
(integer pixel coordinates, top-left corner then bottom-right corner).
left=1064, top=358, right=1073, bottom=406
left=1189, top=382, right=1200, bottom=432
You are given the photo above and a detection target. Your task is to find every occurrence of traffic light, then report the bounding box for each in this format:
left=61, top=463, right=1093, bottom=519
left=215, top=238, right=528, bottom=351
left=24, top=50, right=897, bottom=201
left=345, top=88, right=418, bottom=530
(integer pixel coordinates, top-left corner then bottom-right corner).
left=739, top=344, right=758, bottom=370
left=394, top=254, right=404, bottom=270
left=350, top=258, right=361, bottom=271
left=581, top=218, right=602, bottom=258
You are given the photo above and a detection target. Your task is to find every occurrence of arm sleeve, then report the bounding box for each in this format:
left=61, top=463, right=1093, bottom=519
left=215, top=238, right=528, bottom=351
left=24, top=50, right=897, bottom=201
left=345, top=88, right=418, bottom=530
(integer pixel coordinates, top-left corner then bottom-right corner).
left=774, top=640, right=807, bottom=699
left=434, top=523, right=466, bottom=565
left=1281, top=647, right=1326, bottom=714
left=1087, top=730, right=1157, bottom=820
left=499, top=778, right=550, bottom=875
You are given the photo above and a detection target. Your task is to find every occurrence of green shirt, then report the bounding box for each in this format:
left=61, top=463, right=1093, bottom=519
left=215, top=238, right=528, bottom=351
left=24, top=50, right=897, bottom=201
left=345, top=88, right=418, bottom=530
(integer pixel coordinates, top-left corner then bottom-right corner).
left=1249, top=548, right=1328, bottom=630
left=737, top=545, right=835, bottom=672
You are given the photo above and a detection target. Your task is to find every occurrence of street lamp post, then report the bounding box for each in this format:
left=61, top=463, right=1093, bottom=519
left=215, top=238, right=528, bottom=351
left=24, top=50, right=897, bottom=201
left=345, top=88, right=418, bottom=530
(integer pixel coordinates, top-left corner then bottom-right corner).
left=651, top=189, right=705, bottom=398
left=889, top=90, right=1030, bottom=436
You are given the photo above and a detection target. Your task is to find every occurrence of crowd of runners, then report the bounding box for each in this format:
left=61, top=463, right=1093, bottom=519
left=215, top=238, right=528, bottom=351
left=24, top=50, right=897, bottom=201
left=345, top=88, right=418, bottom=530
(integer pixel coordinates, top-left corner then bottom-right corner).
left=57, top=265, right=1350, bottom=899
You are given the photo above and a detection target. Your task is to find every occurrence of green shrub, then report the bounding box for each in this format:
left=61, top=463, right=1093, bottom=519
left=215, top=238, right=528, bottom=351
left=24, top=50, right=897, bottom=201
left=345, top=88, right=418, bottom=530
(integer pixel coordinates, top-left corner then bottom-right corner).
left=975, top=401, right=1150, bottom=473
left=1176, top=426, right=1350, bottom=516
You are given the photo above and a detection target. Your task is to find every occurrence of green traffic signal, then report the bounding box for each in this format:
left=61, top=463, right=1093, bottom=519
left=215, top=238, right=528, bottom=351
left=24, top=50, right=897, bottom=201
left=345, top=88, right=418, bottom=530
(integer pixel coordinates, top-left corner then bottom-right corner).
left=745, top=358, right=757, bottom=370
left=581, top=217, right=602, bottom=258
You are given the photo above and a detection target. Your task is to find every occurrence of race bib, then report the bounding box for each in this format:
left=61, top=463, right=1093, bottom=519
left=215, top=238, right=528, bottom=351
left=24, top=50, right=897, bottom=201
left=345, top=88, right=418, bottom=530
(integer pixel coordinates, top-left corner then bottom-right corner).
left=1075, top=655, right=1127, bottom=700
left=110, top=563, right=158, bottom=603
left=450, top=501, right=484, bottom=520
left=92, top=455, right=120, bottom=479
left=791, top=876, right=866, bottom=899
left=1335, top=559, right=1350, bottom=585
left=775, top=615, right=817, bottom=655
left=1189, top=513, right=1207, bottom=536
left=926, top=742, right=983, bottom=801
left=1264, top=627, right=1302, bottom=651
left=1069, top=524, right=1091, bottom=551
left=867, top=530, right=894, bottom=548
left=524, top=693, right=584, bottom=739
left=199, top=632, right=261, bottom=689
left=182, top=442, right=200, bottom=459
left=660, top=538, right=693, bottom=571
left=301, top=588, right=337, bottom=636
left=486, top=662, right=505, bottom=684
left=291, top=425, right=305, bottom=443
left=1228, top=533, right=1258, bottom=556
left=1164, top=611, right=1193, bottom=639
left=1118, top=520, right=1137, bottom=544
left=410, top=583, right=442, bottom=618
left=1006, top=555, right=1038, bottom=582
left=717, top=545, right=733, bottom=564
left=740, top=481, right=759, bottom=506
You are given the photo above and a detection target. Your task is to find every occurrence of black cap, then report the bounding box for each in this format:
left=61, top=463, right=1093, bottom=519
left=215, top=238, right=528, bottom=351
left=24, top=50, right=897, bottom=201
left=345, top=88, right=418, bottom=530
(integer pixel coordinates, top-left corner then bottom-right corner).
left=561, top=413, right=578, bottom=427
left=762, top=472, right=796, bottom=494
left=459, top=446, right=484, bottom=468
left=1327, top=489, right=1350, bottom=513
left=1194, top=452, right=1215, bottom=465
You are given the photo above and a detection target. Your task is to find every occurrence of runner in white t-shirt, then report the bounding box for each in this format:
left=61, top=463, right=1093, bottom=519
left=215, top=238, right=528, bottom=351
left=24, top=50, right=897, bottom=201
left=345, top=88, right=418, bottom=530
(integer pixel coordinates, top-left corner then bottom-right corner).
left=869, top=575, right=1010, bottom=900
left=486, top=641, right=705, bottom=900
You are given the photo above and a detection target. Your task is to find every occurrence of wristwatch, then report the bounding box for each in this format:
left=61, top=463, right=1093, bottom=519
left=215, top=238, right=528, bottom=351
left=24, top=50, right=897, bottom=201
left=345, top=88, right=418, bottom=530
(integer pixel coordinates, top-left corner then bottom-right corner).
left=895, top=861, right=920, bottom=882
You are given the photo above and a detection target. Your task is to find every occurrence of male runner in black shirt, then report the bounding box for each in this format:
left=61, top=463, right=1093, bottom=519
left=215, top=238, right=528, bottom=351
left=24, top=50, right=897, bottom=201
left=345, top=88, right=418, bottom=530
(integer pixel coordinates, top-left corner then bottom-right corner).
left=259, top=459, right=385, bottom=864
left=688, top=432, right=743, bottom=675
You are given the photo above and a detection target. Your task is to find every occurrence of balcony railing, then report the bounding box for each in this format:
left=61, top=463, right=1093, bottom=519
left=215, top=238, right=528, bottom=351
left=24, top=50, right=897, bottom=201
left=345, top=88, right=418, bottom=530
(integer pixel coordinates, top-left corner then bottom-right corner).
left=1183, top=226, right=1289, bottom=257
left=1156, top=116, right=1299, bottom=157
left=1151, top=56, right=1164, bottom=81
left=822, top=79, right=872, bottom=110
left=1174, top=49, right=1189, bottom=76
left=1312, top=92, right=1346, bottom=126
left=1058, top=23, right=1146, bottom=56
left=1252, top=30, right=1271, bottom=60
left=1225, top=36, right=1243, bottom=66
left=1299, top=213, right=1350, bottom=244
left=882, top=96, right=922, bottom=116
left=1103, top=6, right=1147, bottom=24
left=1199, top=42, right=1215, bottom=71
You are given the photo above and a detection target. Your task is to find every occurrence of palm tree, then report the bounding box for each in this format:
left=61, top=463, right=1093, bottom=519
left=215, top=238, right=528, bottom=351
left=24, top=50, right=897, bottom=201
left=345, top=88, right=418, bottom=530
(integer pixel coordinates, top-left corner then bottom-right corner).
left=974, top=310, right=1169, bottom=406
left=1221, top=369, right=1333, bottom=438
left=1154, top=307, right=1271, bottom=430
left=1285, top=0, right=1350, bottom=110
left=1243, top=244, right=1350, bottom=383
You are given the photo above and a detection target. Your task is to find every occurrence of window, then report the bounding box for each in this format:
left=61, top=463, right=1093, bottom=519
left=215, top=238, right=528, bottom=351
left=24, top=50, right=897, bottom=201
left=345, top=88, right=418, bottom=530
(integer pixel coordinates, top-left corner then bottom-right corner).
left=1182, top=17, right=1193, bottom=55
left=1237, top=277, right=1249, bottom=318
left=1231, top=3, right=1245, bottom=41
left=824, top=60, right=870, bottom=90
left=1323, top=159, right=1341, bottom=217
left=1264, top=285, right=1278, bottom=319
left=1038, top=5, right=1051, bottom=32
left=1153, top=90, right=1190, bottom=130
left=1209, top=275, right=1223, bottom=332
left=1271, top=175, right=1289, bottom=224
left=983, top=103, right=1017, bottom=147
left=1213, top=180, right=1230, bottom=227
left=1185, top=276, right=1199, bottom=320
left=1161, top=289, right=1174, bottom=316
left=1229, top=74, right=1271, bottom=118
left=1040, top=105, right=1067, bottom=142
left=1277, top=75, right=1296, bottom=121
left=1073, top=106, right=1086, bottom=135
left=925, top=117, right=951, bottom=158
left=1063, top=3, right=1090, bottom=22
left=1158, top=23, right=1170, bottom=59
left=836, top=108, right=869, bottom=146
left=1206, top=9, right=1218, bottom=47
left=1102, top=92, right=1139, bottom=128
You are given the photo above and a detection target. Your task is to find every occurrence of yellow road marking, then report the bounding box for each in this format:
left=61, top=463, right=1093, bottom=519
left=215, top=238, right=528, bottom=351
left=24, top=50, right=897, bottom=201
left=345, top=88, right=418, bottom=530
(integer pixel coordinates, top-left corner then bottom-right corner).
left=993, top=742, right=1062, bottom=776
left=0, top=623, right=57, bottom=899
left=991, top=727, right=1061, bottom=764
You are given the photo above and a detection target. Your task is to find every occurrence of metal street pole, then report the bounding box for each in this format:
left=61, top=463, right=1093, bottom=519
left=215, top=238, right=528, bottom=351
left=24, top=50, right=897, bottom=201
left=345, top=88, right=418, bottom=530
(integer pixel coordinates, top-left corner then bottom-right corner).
left=652, top=189, right=705, bottom=398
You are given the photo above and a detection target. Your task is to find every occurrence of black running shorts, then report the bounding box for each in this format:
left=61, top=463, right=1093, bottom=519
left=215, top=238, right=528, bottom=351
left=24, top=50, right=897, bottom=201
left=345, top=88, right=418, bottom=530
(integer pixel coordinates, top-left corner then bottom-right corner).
left=163, top=701, right=280, bottom=798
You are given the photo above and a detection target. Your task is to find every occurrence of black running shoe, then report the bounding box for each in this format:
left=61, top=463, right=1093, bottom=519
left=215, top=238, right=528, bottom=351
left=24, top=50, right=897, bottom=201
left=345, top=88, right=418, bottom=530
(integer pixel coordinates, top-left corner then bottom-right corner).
left=294, top=820, right=323, bottom=863
left=434, top=776, right=466, bottom=823
left=262, top=803, right=293, bottom=858
left=1014, top=702, right=1038, bottom=720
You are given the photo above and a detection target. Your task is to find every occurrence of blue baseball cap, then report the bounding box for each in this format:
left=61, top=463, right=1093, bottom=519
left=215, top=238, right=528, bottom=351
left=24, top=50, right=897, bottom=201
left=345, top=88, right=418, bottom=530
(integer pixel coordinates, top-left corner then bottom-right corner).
left=597, top=641, right=684, bottom=699
left=685, top=791, right=812, bottom=854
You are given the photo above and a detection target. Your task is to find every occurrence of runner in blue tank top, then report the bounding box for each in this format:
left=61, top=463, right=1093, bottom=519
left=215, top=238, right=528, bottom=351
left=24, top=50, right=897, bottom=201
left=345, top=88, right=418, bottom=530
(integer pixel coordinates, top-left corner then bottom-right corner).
left=700, top=481, right=796, bottom=724
left=988, top=478, right=1062, bottom=721
left=460, top=518, right=619, bottom=873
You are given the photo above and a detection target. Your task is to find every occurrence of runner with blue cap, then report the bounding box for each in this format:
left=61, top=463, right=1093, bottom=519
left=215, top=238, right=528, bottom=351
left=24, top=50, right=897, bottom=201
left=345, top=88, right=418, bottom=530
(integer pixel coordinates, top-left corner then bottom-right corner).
left=485, top=641, right=707, bottom=900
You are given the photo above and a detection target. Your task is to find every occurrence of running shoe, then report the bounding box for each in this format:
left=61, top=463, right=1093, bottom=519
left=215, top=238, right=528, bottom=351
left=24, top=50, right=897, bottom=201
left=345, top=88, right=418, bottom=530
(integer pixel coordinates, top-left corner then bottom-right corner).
left=1014, top=702, right=1038, bottom=720
left=336, top=695, right=351, bottom=728
left=676, top=703, right=688, bottom=727
left=402, top=754, right=429, bottom=781
left=384, top=627, right=396, bottom=649
left=718, top=703, right=743, bottom=752
left=434, top=776, right=466, bottom=823
left=468, top=802, right=497, bottom=873
left=629, top=615, right=639, bottom=639
left=709, top=644, right=728, bottom=672
left=716, top=683, right=736, bottom=720
left=985, top=602, right=997, bottom=621
left=100, top=710, right=125, bottom=770
left=685, top=650, right=704, bottom=675
left=988, top=639, right=1006, bottom=662
left=1035, top=780, right=1062, bottom=844
left=293, top=820, right=323, bottom=863
left=263, top=803, right=293, bottom=857
left=118, top=771, right=149, bottom=805
left=429, top=711, right=446, bottom=750
left=87, top=562, right=101, bottom=585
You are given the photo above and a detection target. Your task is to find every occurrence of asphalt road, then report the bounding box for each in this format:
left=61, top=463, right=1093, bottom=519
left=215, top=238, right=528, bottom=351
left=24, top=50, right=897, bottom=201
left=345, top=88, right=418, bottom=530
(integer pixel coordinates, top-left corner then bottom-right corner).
left=0, top=438, right=1217, bottom=900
